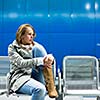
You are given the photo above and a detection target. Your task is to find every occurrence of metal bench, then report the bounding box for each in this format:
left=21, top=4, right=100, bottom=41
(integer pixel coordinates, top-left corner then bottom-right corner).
left=58, top=56, right=100, bottom=100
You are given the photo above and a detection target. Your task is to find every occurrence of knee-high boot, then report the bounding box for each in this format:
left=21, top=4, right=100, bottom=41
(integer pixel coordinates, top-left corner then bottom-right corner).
left=43, top=66, right=58, bottom=98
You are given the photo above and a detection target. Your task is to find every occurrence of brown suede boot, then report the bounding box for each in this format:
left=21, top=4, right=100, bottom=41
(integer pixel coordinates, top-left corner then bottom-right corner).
left=43, top=66, right=58, bottom=98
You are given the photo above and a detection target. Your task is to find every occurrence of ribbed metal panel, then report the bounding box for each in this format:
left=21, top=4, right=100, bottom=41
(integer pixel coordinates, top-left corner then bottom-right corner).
left=0, top=76, right=7, bottom=89
left=0, top=56, right=10, bottom=89
left=63, top=56, right=98, bottom=90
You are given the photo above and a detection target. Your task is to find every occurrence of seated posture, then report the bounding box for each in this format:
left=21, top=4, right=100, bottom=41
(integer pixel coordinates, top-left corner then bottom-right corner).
left=8, top=24, right=58, bottom=100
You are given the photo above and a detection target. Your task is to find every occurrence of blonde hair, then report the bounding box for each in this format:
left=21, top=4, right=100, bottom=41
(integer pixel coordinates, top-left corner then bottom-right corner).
left=16, top=24, right=36, bottom=45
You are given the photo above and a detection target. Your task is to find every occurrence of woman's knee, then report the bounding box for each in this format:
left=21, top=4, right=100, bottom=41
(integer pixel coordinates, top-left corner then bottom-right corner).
left=32, top=84, right=46, bottom=96
left=33, top=45, right=47, bottom=57
left=39, top=85, right=46, bottom=96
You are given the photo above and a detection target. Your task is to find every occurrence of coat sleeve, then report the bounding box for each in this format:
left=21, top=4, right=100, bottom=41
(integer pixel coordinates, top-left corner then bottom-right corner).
left=8, top=44, right=44, bottom=68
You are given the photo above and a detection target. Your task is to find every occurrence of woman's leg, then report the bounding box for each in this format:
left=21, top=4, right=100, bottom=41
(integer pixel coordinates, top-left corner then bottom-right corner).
left=32, top=43, right=47, bottom=58
left=17, top=78, right=46, bottom=100
left=32, top=43, right=58, bottom=98
left=31, top=65, right=45, bottom=84
left=31, top=44, right=47, bottom=84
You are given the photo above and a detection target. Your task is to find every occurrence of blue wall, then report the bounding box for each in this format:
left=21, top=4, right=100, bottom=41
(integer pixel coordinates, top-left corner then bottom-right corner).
left=0, top=0, right=100, bottom=73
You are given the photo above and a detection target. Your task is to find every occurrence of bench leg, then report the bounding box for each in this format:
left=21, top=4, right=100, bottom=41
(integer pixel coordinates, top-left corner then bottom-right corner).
left=97, top=96, right=100, bottom=100
left=56, top=94, right=63, bottom=100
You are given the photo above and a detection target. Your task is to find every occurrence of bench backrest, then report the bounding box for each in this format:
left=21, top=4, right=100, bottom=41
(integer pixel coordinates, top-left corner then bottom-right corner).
left=0, top=56, right=10, bottom=89
left=63, top=56, right=99, bottom=92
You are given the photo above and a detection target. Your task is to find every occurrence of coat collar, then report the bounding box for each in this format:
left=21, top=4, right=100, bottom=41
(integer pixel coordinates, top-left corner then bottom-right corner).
left=12, top=40, right=34, bottom=50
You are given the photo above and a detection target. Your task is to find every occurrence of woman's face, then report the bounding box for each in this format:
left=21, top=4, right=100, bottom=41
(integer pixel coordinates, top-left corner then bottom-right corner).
left=21, top=27, right=34, bottom=45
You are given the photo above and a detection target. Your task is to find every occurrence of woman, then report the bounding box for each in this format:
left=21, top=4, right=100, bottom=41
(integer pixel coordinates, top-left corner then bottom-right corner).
left=8, top=24, right=58, bottom=100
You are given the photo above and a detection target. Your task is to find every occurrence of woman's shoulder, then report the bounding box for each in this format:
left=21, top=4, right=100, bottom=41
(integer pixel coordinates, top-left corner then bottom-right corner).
left=8, top=40, right=20, bottom=50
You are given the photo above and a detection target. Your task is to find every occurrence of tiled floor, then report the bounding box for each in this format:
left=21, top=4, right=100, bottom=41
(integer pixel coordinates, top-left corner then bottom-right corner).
left=0, top=95, right=97, bottom=100
left=64, top=96, right=96, bottom=100
left=0, top=93, right=55, bottom=100
left=0, top=90, right=97, bottom=100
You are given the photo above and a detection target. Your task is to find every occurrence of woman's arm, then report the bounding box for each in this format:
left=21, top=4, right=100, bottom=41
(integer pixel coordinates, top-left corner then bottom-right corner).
left=8, top=44, right=44, bottom=69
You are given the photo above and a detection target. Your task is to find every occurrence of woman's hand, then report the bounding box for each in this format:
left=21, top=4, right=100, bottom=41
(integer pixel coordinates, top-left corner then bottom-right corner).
left=43, top=54, right=54, bottom=68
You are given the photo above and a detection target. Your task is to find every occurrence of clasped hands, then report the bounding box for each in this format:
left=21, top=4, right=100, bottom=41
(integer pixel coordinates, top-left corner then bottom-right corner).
left=43, top=54, right=54, bottom=68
